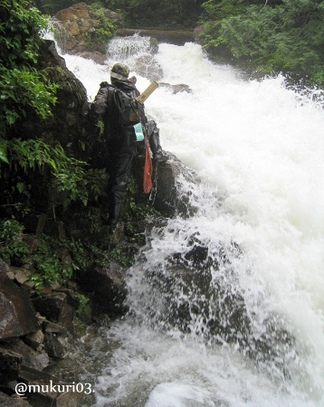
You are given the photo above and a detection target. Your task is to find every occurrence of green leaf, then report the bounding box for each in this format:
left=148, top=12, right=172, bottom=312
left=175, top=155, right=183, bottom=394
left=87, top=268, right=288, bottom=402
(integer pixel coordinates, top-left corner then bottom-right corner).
left=0, top=141, right=9, bottom=164
left=16, top=182, right=25, bottom=193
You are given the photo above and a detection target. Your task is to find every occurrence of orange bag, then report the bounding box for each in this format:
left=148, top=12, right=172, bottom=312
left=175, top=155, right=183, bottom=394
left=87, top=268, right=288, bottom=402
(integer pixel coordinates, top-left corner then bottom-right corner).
left=143, top=139, right=153, bottom=194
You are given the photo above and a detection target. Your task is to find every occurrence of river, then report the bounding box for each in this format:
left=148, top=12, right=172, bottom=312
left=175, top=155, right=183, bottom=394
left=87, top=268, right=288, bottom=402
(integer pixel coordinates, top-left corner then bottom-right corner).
left=59, top=35, right=324, bottom=406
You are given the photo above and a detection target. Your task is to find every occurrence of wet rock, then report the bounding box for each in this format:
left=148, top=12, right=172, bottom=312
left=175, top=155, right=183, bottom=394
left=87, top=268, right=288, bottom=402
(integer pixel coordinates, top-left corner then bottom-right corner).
left=0, top=348, right=22, bottom=383
left=0, top=271, right=39, bottom=340
left=44, top=332, right=68, bottom=359
left=0, top=391, right=32, bottom=406
left=116, top=28, right=194, bottom=45
left=55, top=2, right=123, bottom=55
left=134, top=56, right=163, bottom=82
left=77, top=51, right=107, bottom=65
left=24, top=330, right=45, bottom=351
left=159, top=82, right=192, bottom=94
left=0, top=258, right=9, bottom=273
left=146, top=235, right=250, bottom=343
left=32, top=289, right=78, bottom=333
left=18, top=366, right=84, bottom=407
left=76, top=260, right=127, bottom=316
left=8, top=267, right=31, bottom=286
left=133, top=153, right=200, bottom=218
left=42, top=321, right=68, bottom=359
left=3, top=339, right=49, bottom=372
left=138, top=231, right=297, bottom=373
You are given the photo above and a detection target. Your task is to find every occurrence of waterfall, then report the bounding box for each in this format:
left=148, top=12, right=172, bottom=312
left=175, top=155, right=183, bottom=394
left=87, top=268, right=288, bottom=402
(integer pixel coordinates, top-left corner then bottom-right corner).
left=58, top=35, right=324, bottom=406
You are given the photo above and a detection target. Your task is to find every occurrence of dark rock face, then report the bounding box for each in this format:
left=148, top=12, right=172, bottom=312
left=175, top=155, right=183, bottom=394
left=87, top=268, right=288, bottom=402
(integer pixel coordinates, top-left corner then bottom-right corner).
left=153, top=154, right=199, bottom=217
left=32, top=289, right=78, bottom=333
left=3, top=37, right=101, bottom=225
left=0, top=259, right=87, bottom=406
left=3, top=339, right=49, bottom=372
left=34, top=40, right=91, bottom=160
left=0, top=348, right=22, bottom=383
left=0, top=391, right=32, bottom=406
left=0, top=272, right=39, bottom=340
left=42, top=320, right=68, bottom=359
left=76, top=260, right=127, bottom=316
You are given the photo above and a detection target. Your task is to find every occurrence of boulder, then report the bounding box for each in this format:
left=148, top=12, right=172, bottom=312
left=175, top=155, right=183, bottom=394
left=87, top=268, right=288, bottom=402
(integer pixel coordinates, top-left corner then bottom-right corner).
left=159, top=82, right=192, bottom=94
left=18, top=366, right=84, bottom=407
left=0, top=271, right=39, bottom=340
left=133, top=153, right=200, bottom=218
left=0, top=391, right=32, bottom=406
left=0, top=348, right=22, bottom=383
left=54, top=2, right=123, bottom=55
left=76, top=259, right=127, bottom=316
left=32, top=289, right=78, bottom=333
left=42, top=321, right=68, bottom=359
left=24, top=330, right=45, bottom=351
left=0, top=258, right=9, bottom=273
left=3, top=339, right=49, bottom=371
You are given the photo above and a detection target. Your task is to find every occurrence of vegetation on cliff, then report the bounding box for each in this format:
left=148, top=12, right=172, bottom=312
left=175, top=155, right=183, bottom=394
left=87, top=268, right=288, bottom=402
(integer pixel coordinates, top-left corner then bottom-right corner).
left=0, top=0, right=148, bottom=296
left=0, top=0, right=56, bottom=134
left=198, top=0, right=324, bottom=85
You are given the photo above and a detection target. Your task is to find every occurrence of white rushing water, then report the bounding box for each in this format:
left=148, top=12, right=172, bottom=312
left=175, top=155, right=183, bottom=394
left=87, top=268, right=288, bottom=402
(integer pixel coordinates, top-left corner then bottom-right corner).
left=59, top=35, right=324, bottom=406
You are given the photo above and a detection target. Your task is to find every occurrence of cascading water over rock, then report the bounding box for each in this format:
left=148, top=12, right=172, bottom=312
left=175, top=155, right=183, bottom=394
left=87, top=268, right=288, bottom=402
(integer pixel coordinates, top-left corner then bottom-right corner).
left=57, top=34, right=324, bottom=406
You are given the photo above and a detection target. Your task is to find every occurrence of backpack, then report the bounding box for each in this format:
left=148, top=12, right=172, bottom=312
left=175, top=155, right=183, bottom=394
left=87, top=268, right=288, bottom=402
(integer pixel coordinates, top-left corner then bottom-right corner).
left=113, top=88, right=144, bottom=127
left=92, top=82, right=146, bottom=145
left=111, top=87, right=146, bottom=143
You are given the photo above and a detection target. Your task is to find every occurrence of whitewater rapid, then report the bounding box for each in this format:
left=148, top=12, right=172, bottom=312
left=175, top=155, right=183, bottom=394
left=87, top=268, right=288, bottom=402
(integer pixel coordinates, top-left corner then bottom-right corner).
left=59, top=36, right=324, bottom=406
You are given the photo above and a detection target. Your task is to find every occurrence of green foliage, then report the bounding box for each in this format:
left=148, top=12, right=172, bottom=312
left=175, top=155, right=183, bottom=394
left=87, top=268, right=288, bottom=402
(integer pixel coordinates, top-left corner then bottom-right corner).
left=126, top=177, right=157, bottom=218
left=87, top=2, right=117, bottom=52
left=7, top=138, right=71, bottom=173
left=201, top=0, right=246, bottom=21
left=1, top=137, right=110, bottom=214
left=75, top=293, right=91, bottom=321
left=54, top=167, right=109, bottom=209
left=31, top=237, right=74, bottom=287
left=0, top=0, right=58, bottom=135
left=0, top=139, right=9, bottom=164
left=31, top=235, right=94, bottom=288
left=1, top=138, right=97, bottom=209
left=200, top=0, right=324, bottom=85
left=0, top=219, right=29, bottom=264
left=108, top=245, right=135, bottom=267
left=105, top=0, right=203, bottom=28
left=0, top=1, right=110, bottom=226
left=34, top=0, right=76, bottom=15
left=0, top=66, right=58, bottom=128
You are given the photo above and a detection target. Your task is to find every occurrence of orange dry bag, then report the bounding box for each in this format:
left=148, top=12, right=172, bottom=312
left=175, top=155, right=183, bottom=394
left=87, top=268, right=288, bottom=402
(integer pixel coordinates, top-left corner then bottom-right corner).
left=143, top=139, right=153, bottom=194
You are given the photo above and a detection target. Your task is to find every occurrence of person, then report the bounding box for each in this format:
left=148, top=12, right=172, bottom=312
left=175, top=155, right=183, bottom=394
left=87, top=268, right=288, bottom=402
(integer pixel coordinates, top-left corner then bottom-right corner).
left=91, top=62, right=168, bottom=229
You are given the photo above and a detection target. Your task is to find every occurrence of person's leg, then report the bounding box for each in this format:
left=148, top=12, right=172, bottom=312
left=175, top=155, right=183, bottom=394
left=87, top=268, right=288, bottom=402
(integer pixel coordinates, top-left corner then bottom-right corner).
left=107, top=151, right=134, bottom=227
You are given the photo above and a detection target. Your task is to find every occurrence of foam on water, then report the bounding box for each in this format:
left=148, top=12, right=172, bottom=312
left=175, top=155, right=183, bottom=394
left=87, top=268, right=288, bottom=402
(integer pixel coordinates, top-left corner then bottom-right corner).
left=54, top=35, right=324, bottom=406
